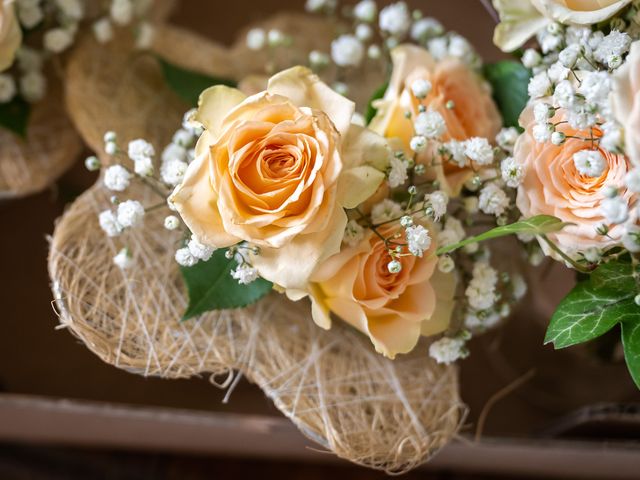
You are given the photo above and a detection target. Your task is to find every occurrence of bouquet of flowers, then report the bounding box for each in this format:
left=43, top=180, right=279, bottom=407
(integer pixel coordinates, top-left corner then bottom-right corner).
left=492, top=0, right=640, bottom=388
left=44, top=0, right=640, bottom=473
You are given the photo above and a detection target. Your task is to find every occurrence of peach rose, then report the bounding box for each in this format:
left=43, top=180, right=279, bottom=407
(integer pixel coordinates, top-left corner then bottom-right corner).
left=171, top=67, right=390, bottom=290
left=493, top=0, right=631, bottom=52
left=516, top=104, right=636, bottom=257
left=613, top=41, right=640, bottom=167
left=370, top=45, right=501, bottom=195
left=308, top=224, right=456, bottom=358
left=0, top=0, right=21, bottom=72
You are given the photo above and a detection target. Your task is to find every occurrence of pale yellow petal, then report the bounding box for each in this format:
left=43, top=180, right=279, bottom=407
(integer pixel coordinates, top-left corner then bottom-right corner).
left=533, top=0, right=630, bottom=24
left=0, top=3, right=22, bottom=72
left=195, top=85, right=247, bottom=140
left=420, top=269, right=457, bottom=337
left=342, top=123, right=391, bottom=171
left=337, top=165, right=385, bottom=209
left=267, top=66, right=355, bottom=137
left=493, top=0, right=549, bottom=52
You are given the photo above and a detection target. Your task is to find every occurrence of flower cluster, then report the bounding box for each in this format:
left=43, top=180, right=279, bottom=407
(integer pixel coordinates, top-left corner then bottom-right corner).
left=92, top=1, right=526, bottom=364
left=0, top=0, right=154, bottom=106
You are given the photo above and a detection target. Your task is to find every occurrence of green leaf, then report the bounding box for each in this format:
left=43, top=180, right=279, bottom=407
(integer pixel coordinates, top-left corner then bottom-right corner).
left=0, top=96, right=30, bottom=137
left=591, top=261, right=637, bottom=291
left=621, top=320, right=640, bottom=389
left=181, top=249, right=272, bottom=320
left=365, top=82, right=388, bottom=124
left=436, top=215, right=570, bottom=256
left=545, top=282, right=637, bottom=349
left=483, top=61, right=531, bottom=129
left=158, top=57, right=236, bottom=106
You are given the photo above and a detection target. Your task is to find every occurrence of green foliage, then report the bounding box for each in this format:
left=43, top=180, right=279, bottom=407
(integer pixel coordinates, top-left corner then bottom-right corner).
left=436, top=215, right=569, bottom=256
left=0, top=96, right=30, bottom=137
left=483, top=61, right=531, bottom=129
left=158, top=57, right=236, bottom=106
left=181, top=249, right=272, bottom=320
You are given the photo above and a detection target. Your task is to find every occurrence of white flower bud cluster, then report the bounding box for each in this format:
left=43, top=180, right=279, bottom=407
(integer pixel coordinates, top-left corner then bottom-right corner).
left=429, top=334, right=469, bottom=364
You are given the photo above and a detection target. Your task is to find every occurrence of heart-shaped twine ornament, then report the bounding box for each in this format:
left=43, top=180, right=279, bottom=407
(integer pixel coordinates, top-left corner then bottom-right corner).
left=0, top=75, right=82, bottom=199
left=49, top=16, right=464, bottom=473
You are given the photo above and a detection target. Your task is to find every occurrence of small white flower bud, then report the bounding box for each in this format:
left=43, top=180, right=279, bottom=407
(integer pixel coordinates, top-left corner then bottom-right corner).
left=387, top=259, right=402, bottom=273
left=551, top=131, right=566, bottom=145
left=410, top=135, right=427, bottom=153
left=164, top=215, right=179, bottom=230
left=411, top=78, right=431, bottom=99
left=438, top=255, right=455, bottom=273
left=84, top=156, right=101, bottom=171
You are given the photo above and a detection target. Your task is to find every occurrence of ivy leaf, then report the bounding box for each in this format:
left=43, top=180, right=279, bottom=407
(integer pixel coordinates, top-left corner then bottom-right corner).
left=591, top=262, right=637, bottom=291
left=158, top=57, right=236, bottom=106
left=0, top=96, right=30, bottom=137
left=365, top=82, right=389, bottom=124
left=545, top=282, right=637, bottom=349
left=436, top=215, right=570, bottom=256
left=181, top=249, right=272, bottom=320
left=621, top=320, right=640, bottom=389
left=483, top=61, right=531, bottom=129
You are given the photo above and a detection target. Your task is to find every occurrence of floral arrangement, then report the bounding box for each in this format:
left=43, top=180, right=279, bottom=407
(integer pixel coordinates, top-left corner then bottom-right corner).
left=492, top=0, right=640, bottom=388
left=85, top=0, right=548, bottom=366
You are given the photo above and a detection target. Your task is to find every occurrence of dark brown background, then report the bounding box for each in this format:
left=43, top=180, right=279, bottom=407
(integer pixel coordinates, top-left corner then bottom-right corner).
left=0, top=1, right=638, bottom=479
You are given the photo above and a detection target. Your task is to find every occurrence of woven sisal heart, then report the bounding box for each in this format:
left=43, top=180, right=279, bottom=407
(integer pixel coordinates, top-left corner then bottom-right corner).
left=48, top=16, right=463, bottom=473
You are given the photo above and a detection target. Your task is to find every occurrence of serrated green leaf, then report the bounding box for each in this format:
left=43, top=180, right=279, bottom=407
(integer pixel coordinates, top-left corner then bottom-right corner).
left=158, top=57, right=236, bottom=106
left=181, top=249, right=272, bottom=320
left=621, top=320, right=640, bottom=389
left=0, top=96, right=30, bottom=137
left=545, top=282, right=637, bottom=349
left=436, top=215, right=570, bottom=256
left=483, top=60, right=531, bottom=129
left=591, top=262, right=637, bottom=291
left=365, top=82, right=389, bottom=124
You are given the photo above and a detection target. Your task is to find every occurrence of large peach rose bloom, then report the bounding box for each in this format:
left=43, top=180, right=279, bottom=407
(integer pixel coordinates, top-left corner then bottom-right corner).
left=308, top=224, right=456, bottom=359
left=0, top=0, right=22, bottom=72
left=493, top=0, right=631, bottom=52
left=370, top=45, right=501, bottom=195
left=516, top=104, right=636, bottom=257
left=613, top=41, right=640, bottom=167
left=171, top=67, right=390, bottom=290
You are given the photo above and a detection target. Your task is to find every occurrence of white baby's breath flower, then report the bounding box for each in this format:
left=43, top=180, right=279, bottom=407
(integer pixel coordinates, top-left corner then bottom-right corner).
left=438, top=217, right=465, bottom=246
left=521, top=48, right=541, bottom=68
left=410, top=135, right=427, bottom=153
left=387, top=156, right=408, bottom=188
left=405, top=224, right=431, bottom=257
left=331, top=34, right=364, bottom=67
left=164, top=215, right=179, bottom=230
left=93, top=18, right=113, bottom=43
left=136, top=22, right=154, bottom=50
left=113, top=248, right=133, bottom=270
left=528, top=72, right=552, bottom=99
left=622, top=224, right=640, bottom=252
left=231, top=263, right=259, bottom=285
left=578, top=71, right=610, bottom=105
left=411, top=17, right=443, bottom=41
left=187, top=236, right=215, bottom=261
left=547, top=62, right=570, bottom=84
left=110, top=0, right=133, bottom=26
left=16, top=47, right=43, bottom=72
left=162, top=143, right=187, bottom=163
left=246, top=28, right=266, bottom=50
left=601, top=196, right=629, bottom=224
left=429, top=337, right=468, bottom=364
left=496, top=127, right=519, bottom=153
left=501, top=156, right=523, bottom=188
left=19, top=71, right=46, bottom=102
left=601, top=122, right=622, bottom=152
left=594, top=30, right=631, bottom=67
left=444, top=140, right=467, bottom=166
left=533, top=103, right=553, bottom=123
left=84, top=156, right=100, bottom=171
left=478, top=183, right=509, bottom=216
left=0, top=75, right=16, bottom=103
left=414, top=110, right=445, bottom=138
left=532, top=123, right=553, bottom=143
left=379, top=1, right=410, bottom=38
left=104, top=165, right=131, bottom=191
left=367, top=44, right=381, bottom=59
left=411, top=78, right=431, bottom=99
left=426, top=190, right=448, bottom=220
left=427, top=37, right=448, bottom=60
left=98, top=210, right=123, bottom=237
left=553, top=80, right=576, bottom=109
left=466, top=261, right=498, bottom=310
left=56, top=0, right=83, bottom=19
left=128, top=139, right=155, bottom=162
left=437, top=255, right=455, bottom=273
left=161, top=159, right=188, bottom=186
left=343, top=219, right=364, bottom=247
left=559, top=44, right=581, bottom=68
left=175, top=247, right=197, bottom=267
left=625, top=170, right=640, bottom=193
left=464, top=137, right=493, bottom=165
left=573, top=150, right=605, bottom=177
left=355, top=23, right=373, bottom=42
left=448, top=35, right=473, bottom=62
left=371, top=199, right=403, bottom=224
left=17, top=5, right=44, bottom=29
left=116, top=200, right=145, bottom=228
left=354, top=0, right=376, bottom=22
left=44, top=28, right=74, bottom=53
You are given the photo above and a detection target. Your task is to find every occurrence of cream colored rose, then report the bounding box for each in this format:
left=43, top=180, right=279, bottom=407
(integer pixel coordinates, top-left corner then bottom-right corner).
left=171, top=67, right=390, bottom=290
left=613, top=41, right=640, bottom=167
left=308, top=224, right=456, bottom=359
left=516, top=104, right=636, bottom=257
left=493, top=0, right=631, bottom=52
left=370, top=45, right=501, bottom=195
left=0, top=0, right=22, bottom=72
